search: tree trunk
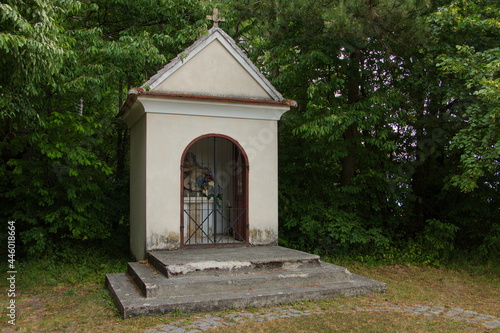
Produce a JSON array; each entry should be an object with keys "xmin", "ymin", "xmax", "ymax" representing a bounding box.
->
[
  {"xmin": 341, "ymin": 124, "xmax": 357, "ymax": 186},
  {"xmin": 116, "ymin": 83, "xmax": 127, "ymax": 180},
  {"xmin": 341, "ymin": 51, "xmax": 362, "ymax": 186}
]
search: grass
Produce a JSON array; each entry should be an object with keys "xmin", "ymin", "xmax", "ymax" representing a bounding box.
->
[
  {"xmin": 346, "ymin": 262, "xmax": 500, "ymax": 316},
  {"xmin": 0, "ymin": 248, "xmax": 498, "ymax": 332},
  {"xmin": 209, "ymin": 312, "xmax": 485, "ymax": 333}
]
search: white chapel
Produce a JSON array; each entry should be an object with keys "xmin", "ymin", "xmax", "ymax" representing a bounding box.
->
[{"xmin": 118, "ymin": 21, "xmax": 295, "ymax": 260}]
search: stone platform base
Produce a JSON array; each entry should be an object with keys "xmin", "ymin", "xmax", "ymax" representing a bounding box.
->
[{"xmin": 106, "ymin": 246, "xmax": 386, "ymax": 318}]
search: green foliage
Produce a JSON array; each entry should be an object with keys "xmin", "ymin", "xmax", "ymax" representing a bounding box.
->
[
  {"xmin": 4, "ymin": 111, "xmax": 116, "ymax": 255},
  {"xmin": 246, "ymin": 0, "xmax": 500, "ymax": 263},
  {"xmin": 6, "ymin": 238, "xmax": 130, "ymax": 290},
  {"xmin": 0, "ymin": 0, "xmax": 498, "ymax": 264},
  {"xmin": 412, "ymin": 219, "xmax": 460, "ymax": 266},
  {"xmin": 428, "ymin": 0, "xmax": 500, "ymax": 192},
  {"xmin": 0, "ymin": 0, "xmax": 76, "ymax": 96},
  {"xmin": 0, "ymin": 0, "xmax": 208, "ymax": 257}
]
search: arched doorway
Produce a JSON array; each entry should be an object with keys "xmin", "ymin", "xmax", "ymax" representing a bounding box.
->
[{"xmin": 181, "ymin": 135, "xmax": 248, "ymax": 246}]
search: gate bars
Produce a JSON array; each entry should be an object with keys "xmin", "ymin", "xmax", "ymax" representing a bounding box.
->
[{"xmin": 181, "ymin": 136, "xmax": 248, "ymax": 245}]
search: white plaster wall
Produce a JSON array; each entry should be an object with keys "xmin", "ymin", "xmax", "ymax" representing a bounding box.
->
[
  {"xmin": 129, "ymin": 115, "xmax": 147, "ymax": 260},
  {"xmin": 153, "ymin": 40, "xmax": 272, "ymax": 100},
  {"xmin": 143, "ymin": 111, "xmax": 280, "ymax": 253}
]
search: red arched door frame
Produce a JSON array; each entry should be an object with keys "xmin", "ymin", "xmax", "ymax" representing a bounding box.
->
[{"xmin": 180, "ymin": 134, "xmax": 249, "ymax": 247}]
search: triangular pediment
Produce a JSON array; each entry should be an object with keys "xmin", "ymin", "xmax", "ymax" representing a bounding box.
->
[{"xmin": 143, "ymin": 27, "xmax": 283, "ymax": 102}]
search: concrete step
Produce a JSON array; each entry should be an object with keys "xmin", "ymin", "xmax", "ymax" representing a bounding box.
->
[
  {"xmin": 128, "ymin": 261, "xmax": 354, "ymax": 298},
  {"xmin": 106, "ymin": 246, "xmax": 387, "ymax": 318},
  {"xmin": 106, "ymin": 272, "xmax": 386, "ymax": 318},
  {"xmin": 148, "ymin": 246, "xmax": 321, "ymax": 278}
]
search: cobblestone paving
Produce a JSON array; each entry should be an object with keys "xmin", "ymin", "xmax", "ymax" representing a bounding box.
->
[{"xmin": 145, "ymin": 303, "xmax": 499, "ymax": 332}]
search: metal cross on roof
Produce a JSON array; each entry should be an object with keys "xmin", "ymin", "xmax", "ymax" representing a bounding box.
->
[{"xmin": 207, "ymin": 8, "xmax": 225, "ymax": 28}]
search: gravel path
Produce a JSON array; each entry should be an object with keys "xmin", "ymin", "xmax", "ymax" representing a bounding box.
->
[{"xmin": 144, "ymin": 303, "xmax": 499, "ymax": 332}]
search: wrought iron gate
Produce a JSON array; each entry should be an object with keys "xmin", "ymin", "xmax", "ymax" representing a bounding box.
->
[{"xmin": 181, "ymin": 135, "xmax": 248, "ymax": 245}]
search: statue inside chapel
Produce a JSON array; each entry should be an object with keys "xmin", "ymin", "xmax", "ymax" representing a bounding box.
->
[
  {"xmin": 183, "ymin": 152, "xmax": 222, "ymax": 200},
  {"xmin": 183, "ymin": 153, "xmax": 211, "ymax": 196}
]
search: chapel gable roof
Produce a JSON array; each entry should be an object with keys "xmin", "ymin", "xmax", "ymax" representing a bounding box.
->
[{"xmin": 141, "ymin": 27, "xmax": 284, "ymax": 102}]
